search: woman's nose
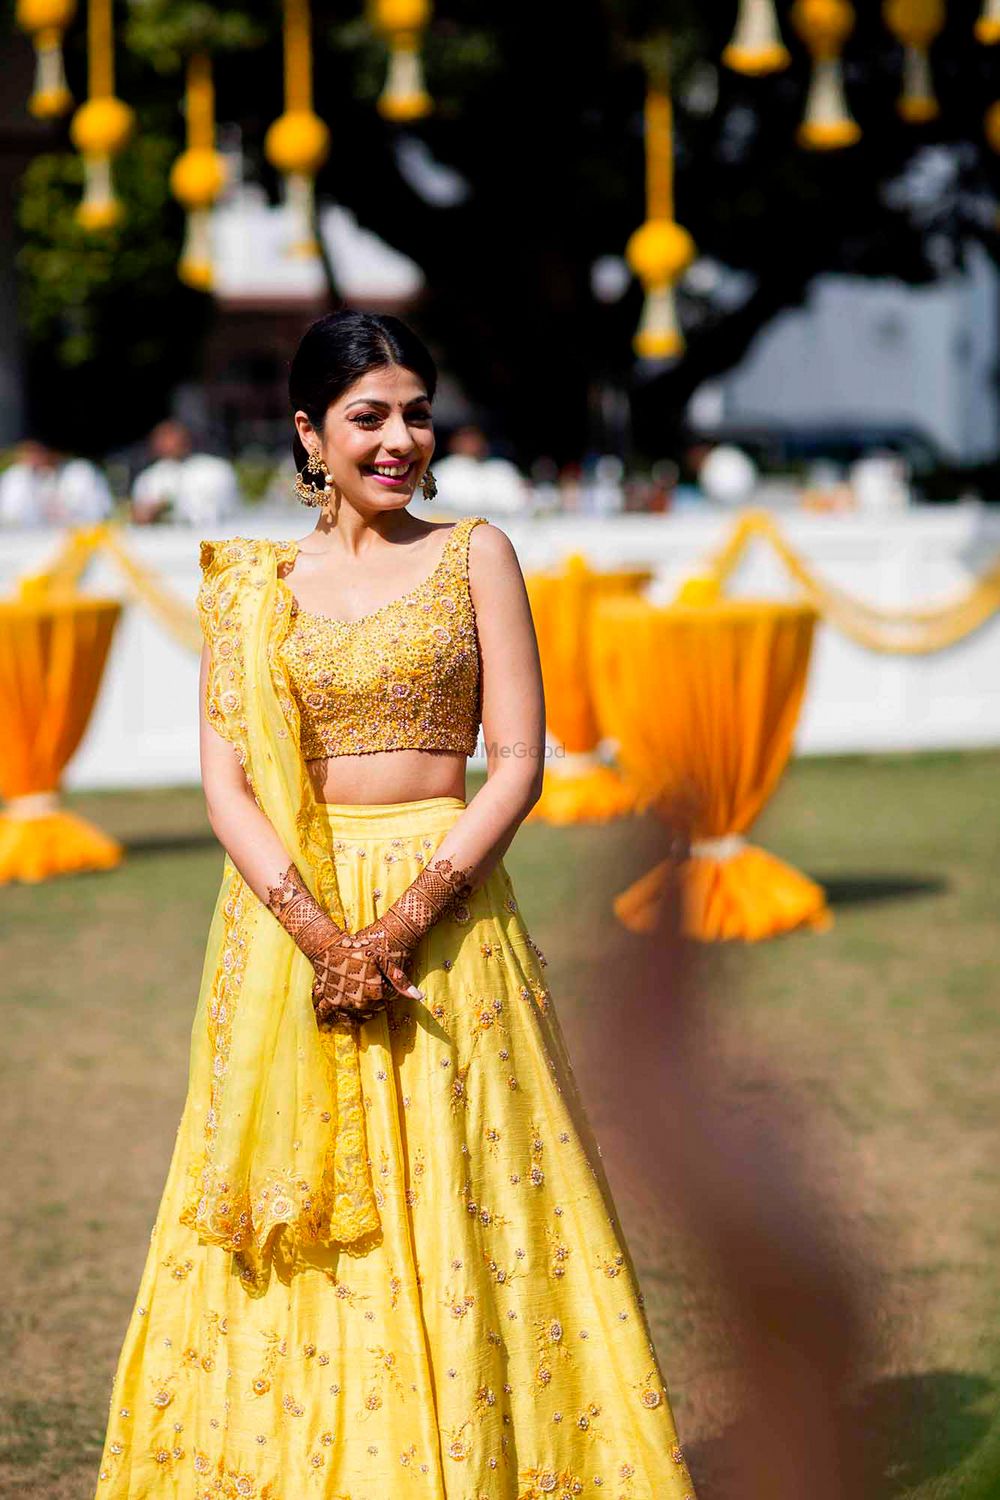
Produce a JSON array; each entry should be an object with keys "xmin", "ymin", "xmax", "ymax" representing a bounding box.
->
[{"xmin": 382, "ymin": 412, "xmax": 417, "ymax": 454}]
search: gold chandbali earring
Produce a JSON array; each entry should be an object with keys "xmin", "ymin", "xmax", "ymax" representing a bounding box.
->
[
  {"xmin": 421, "ymin": 468, "xmax": 438, "ymax": 501},
  {"xmin": 294, "ymin": 446, "xmax": 334, "ymax": 506}
]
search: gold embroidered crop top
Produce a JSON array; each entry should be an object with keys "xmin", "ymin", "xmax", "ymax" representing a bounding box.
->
[{"xmin": 278, "ymin": 515, "xmax": 488, "ymax": 759}]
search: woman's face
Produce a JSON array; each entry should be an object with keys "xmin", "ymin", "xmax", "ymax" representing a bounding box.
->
[{"xmin": 294, "ymin": 363, "xmax": 435, "ymax": 512}]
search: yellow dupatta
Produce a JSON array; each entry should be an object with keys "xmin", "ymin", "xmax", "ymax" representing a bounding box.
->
[{"xmin": 181, "ymin": 537, "xmax": 380, "ymax": 1293}]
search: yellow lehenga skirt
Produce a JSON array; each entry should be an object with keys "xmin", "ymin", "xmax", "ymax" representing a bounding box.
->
[{"xmin": 95, "ymin": 796, "xmax": 696, "ymax": 1500}]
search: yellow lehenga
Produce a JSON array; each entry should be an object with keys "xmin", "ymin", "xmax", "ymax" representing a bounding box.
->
[{"xmin": 93, "ymin": 525, "xmax": 697, "ymax": 1500}]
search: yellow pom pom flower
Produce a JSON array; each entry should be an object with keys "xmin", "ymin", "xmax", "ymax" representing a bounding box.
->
[
  {"xmin": 16, "ymin": 0, "xmax": 75, "ymax": 31},
  {"xmin": 625, "ymin": 219, "xmax": 696, "ymax": 289},
  {"xmin": 977, "ymin": 0, "xmax": 1000, "ymax": 44},
  {"xmin": 70, "ymin": 95, "xmax": 134, "ymax": 157},
  {"xmin": 791, "ymin": 0, "xmax": 856, "ymax": 59},
  {"xmin": 170, "ymin": 148, "xmax": 226, "ymax": 211},
  {"xmin": 264, "ymin": 109, "xmax": 330, "ymax": 176},
  {"xmin": 375, "ymin": 0, "xmax": 430, "ymax": 30}
]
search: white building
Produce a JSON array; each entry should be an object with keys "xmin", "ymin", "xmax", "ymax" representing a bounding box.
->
[{"xmin": 700, "ymin": 243, "xmax": 1000, "ymax": 464}]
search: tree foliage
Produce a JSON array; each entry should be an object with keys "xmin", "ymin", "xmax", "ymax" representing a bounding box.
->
[{"xmin": 16, "ymin": 134, "xmax": 211, "ymax": 455}]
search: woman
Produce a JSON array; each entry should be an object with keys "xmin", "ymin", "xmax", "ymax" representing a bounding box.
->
[{"xmin": 94, "ymin": 310, "xmax": 697, "ymax": 1499}]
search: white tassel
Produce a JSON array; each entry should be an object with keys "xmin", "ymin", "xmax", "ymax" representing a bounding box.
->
[
  {"xmin": 723, "ymin": 0, "xmax": 790, "ymax": 74},
  {"xmin": 378, "ymin": 38, "xmax": 431, "ymax": 121},
  {"xmin": 799, "ymin": 57, "xmax": 861, "ymax": 149},
  {"xmin": 77, "ymin": 155, "xmax": 121, "ymax": 229},
  {"xmin": 29, "ymin": 30, "xmax": 72, "ymax": 118},
  {"xmin": 898, "ymin": 45, "xmax": 938, "ymax": 122},
  {"xmin": 634, "ymin": 285, "xmax": 684, "ymax": 362},
  {"xmin": 284, "ymin": 171, "xmax": 319, "ymax": 258},
  {"xmin": 178, "ymin": 208, "xmax": 214, "ymax": 290}
]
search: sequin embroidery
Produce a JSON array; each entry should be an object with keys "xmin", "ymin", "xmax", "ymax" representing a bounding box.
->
[{"xmin": 278, "ymin": 515, "xmax": 487, "ymax": 759}]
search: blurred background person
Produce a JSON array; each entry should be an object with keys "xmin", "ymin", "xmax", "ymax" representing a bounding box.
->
[
  {"xmin": 430, "ymin": 422, "xmax": 529, "ymax": 514},
  {"xmin": 0, "ymin": 439, "xmax": 113, "ymax": 527},
  {"xmin": 131, "ymin": 419, "xmax": 241, "ymax": 526}
]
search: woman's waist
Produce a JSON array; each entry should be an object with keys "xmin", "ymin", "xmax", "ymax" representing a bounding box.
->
[
  {"xmin": 312, "ymin": 792, "xmax": 468, "ymax": 839},
  {"xmin": 306, "ymin": 747, "xmax": 467, "ymax": 814}
]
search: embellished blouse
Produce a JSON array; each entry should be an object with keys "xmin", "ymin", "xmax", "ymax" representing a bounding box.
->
[{"xmin": 277, "ymin": 515, "xmax": 488, "ymax": 760}]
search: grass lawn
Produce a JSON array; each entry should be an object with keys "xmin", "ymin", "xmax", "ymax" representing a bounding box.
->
[{"xmin": 1, "ymin": 752, "xmax": 998, "ymax": 1498}]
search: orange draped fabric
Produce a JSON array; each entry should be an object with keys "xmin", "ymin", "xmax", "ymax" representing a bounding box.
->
[
  {"xmin": 0, "ymin": 598, "xmax": 124, "ymax": 883},
  {"xmin": 525, "ymin": 556, "xmax": 653, "ymax": 825},
  {"xmin": 588, "ymin": 597, "xmax": 831, "ymax": 941}
]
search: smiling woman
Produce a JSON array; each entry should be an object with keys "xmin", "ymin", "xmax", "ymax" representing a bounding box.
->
[
  {"xmin": 289, "ymin": 311, "xmax": 436, "ymax": 486},
  {"xmin": 91, "ymin": 309, "xmax": 699, "ymax": 1499},
  {"xmin": 280, "ymin": 318, "xmax": 494, "ymax": 809}
]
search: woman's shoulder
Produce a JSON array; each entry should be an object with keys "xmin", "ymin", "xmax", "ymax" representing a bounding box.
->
[
  {"xmin": 464, "ymin": 515, "xmax": 516, "ymax": 563},
  {"xmin": 198, "ymin": 535, "xmax": 291, "ymax": 578}
]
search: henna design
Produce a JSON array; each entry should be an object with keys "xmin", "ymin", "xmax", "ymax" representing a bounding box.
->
[
  {"xmin": 347, "ymin": 855, "xmax": 475, "ymax": 1002},
  {"xmin": 266, "ymin": 864, "xmax": 386, "ymax": 1025}
]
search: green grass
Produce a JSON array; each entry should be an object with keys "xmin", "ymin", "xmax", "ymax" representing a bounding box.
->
[{"xmin": 1, "ymin": 754, "xmax": 998, "ymax": 1497}]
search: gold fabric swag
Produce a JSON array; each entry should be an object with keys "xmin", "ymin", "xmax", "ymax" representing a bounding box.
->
[{"xmin": 185, "ymin": 537, "xmax": 379, "ymax": 1292}]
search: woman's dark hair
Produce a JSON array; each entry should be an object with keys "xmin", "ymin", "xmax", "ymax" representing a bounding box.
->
[{"xmin": 288, "ymin": 309, "xmax": 438, "ymax": 470}]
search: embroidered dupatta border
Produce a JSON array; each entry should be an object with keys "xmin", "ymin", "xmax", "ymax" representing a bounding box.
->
[{"xmin": 182, "ymin": 538, "xmax": 380, "ymax": 1289}]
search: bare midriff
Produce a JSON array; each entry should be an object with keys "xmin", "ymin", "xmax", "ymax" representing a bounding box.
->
[{"xmin": 305, "ymin": 748, "xmax": 468, "ymax": 806}]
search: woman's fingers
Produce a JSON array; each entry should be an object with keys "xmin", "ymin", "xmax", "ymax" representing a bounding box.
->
[
  {"xmin": 315, "ymin": 995, "xmax": 379, "ymax": 1026},
  {"xmin": 309, "ymin": 945, "xmax": 423, "ymax": 1025},
  {"xmin": 378, "ymin": 959, "xmax": 424, "ymax": 1002}
]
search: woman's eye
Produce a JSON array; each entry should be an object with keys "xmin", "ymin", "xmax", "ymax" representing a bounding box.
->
[{"xmin": 352, "ymin": 413, "xmax": 382, "ymax": 428}]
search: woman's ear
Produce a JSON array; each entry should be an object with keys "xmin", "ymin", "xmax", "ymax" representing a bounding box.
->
[{"xmin": 293, "ymin": 409, "xmax": 316, "ymax": 450}]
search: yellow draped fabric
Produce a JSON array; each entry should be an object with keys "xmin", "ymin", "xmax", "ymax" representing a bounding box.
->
[
  {"xmin": 589, "ymin": 597, "xmax": 831, "ymax": 942},
  {"xmin": 17, "ymin": 522, "xmax": 204, "ymax": 651},
  {"xmin": 525, "ymin": 555, "xmax": 652, "ymax": 826},
  {"xmin": 187, "ymin": 537, "xmax": 379, "ymax": 1286},
  {"xmin": 706, "ymin": 508, "xmax": 1000, "ymax": 652},
  {"xmin": 0, "ymin": 597, "xmax": 123, "ymax": 884}
]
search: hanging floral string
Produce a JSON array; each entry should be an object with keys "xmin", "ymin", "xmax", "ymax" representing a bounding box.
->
[
  {"xmin": 69, "ymin": 0, "xmax": 135, "ymax": 229},
  {"xmin": 884, "ymin": 0, "xmax": 944, "ymax": 123},
  {"xmin": 265, "ymin": 0, "xmax": 330, "ymax": 257},
  {"xmin": 791, "ymin": 0, "xmax": 861, "ymax": 150},
  {"xmin": 723, "ymin": 0, "xmax": 791, "ymax": 75},
  {"xmin": 374, "ymin": 0, "xmax": 433, "ymax": 122},
  {"xmin": 169, "ymin": 52, "xmax": 226, "ymax": 291},
  {"xmin": 624, "ymin": 49, "xmax": 696, "ymax": 362},
  {"xmin": 16, "ymin": 0, "xmax": 76, "ymax": 119}
]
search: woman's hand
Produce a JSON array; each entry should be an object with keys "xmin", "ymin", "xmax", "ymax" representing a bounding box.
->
[
  {"xmin": 339, "ymin": 918, "xmax": 425, "ymax": 1004},
  {"xmin": 351, "ymin": 856, "xmax": 474, "ymax": 1002},
  {"xmin": 308, "ymin": 927, "xmax": 388, "ymax": 1026},
  {"xmin": 265, "ymin": 864, "xmax": 386, "ymax": 1026}
]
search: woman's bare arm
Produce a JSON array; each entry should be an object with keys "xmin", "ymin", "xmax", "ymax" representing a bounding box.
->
[{"xmin": 409, "ymin": 521, "xmax": 546, "ymax": 891}]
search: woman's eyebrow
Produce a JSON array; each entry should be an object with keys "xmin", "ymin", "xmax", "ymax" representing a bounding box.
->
[{"xmin": 344, "ymin": 393, "xmax": 431, "ymax": 410}]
